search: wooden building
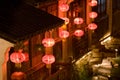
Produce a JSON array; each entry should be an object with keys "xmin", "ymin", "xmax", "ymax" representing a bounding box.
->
[{"xmin": 0, "ymin": 0, "xmax": 120, "ymax": 80}]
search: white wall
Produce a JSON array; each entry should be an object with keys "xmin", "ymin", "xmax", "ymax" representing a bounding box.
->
[{"xmin": 0, "ymin": 38, "xmax": 14, "ymax": 80}]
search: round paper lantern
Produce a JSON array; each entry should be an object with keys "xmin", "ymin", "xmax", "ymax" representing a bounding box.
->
[
  {"xmin": 11, "ymin": 72, "xmax": 26, "ymax": 80},
  {"xmin": 74, "ymin": 18, "xmax": 84, "ymax": 25},
  {"xmin": 42, "ymin": 54, "xmax": 55, "ymax": 64},
  {"xmin": 10, "ymin": 52, "xmax": 25, "ymax": 63},
  {"xmin": 42, "ymin": 38, "xmax": 55, "ymax": 47},
  {"xmin": 88, "ymin": 23, "xmax": 97, "ymax": 30},
  {"xmin": 59, "ymin": 3, "xmax": 69, "ymax": 12},
  {"xmin": 89, "ymin": 12, "xmax": 98, "ymax": 19},
  {"xmin": 74, "ymin": 30, "xmax": 84, "ymax": 37},
  {"xmin": 89, "ymin": 0, "xmax": 97, "ymax": 7},
  {"xmin": 61, "ymin": 17, "xmax": 69, "ymax": 24},
  {"xmin": 59, "ymin": 30, "xmax": 69, "ymax": 38}
]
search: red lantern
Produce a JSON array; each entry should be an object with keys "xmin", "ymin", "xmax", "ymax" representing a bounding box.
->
[
  {"xmin": 61, "ymin": 17, "xmax": 69, "ymax": 24},
  {"xmin": 74, "ymin": 18, "xmax": 84, "ymax": 25},
  {"xmin": 74, "ymin": 30, "xmax": 84, "ymax": 37},
  {"xmin": 59, "ymin": 3, "xmax": 69, "ymax": 12},
  {"xmin": 88, "ymin": 23, "xmax": 97, "ymax": 30},
  {"xmin": 89, "ymin": 12, "xmax": 98, "ymax": 19},
  {"xmin": 42, "ymin": 54, "xmax": 55, "ymax": 64},
  {"xmin": 59, "ymin": 30, "xmax": 69, "ymax": 38},
  {"xmin": 11, "ymin": 72, "xmax": 26, "ymax": 80},
  {"xmin": 10, "ymin": 52, "xmax": 25, "ymax": 64},
  {"xmin": 42, "ymin": 38, "xmax": 55, "ymax": 47},
  {"xmin": 89, "ymin": 0, "xmax": 97, "ymax": 7}
]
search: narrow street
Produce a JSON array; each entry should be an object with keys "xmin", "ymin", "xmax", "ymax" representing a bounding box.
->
[{"xmin": 74, "ymin": 48, "xmax": 120, "ymax": 80}]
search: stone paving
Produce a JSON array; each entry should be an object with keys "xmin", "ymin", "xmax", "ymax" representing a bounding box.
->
[{"xmin": 74, "ymin": 49, "xmax": 120, "ymax": 80}]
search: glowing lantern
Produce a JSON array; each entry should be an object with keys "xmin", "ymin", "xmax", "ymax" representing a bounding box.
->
[
  {"xmin": 59, "ymin": 30, "xmax": 69, "ymax": 38},
  {"xmin": 10, "ymin": 52, "xmax": 25, "ymax": 64},
  {"xmin": 74, "ymin": 18, "xmax": 84, "ymax": 25},
  {"xmin": 42, "ymin": 54, "xmax": 55, "ymax": 64},
  {"xmin": 59, "ymin": 3, "xmax": 69, "ymax": 12},
  {"xmin": 61, "ymin": 17, "xmax": 69, "ymax": 24},
  {"xmin": 88, "ymin": 23, "xmax": 97, "ymax": 30},
  {"xmin": 89, "ymin": 12, "xmax": 98, "ymax": 19},
  {"xmin": 74, "ymin": 30, "xmax": 84, "ymax": 37},
  {"xmin": 42, "ymin": 38, "xmax": 55, "ymax": 47},
  {"xmin": 11, "ymin": 72, "xmax": 26, "ymax": 80},
  {"xmin": 89, "ymin": 0, "xmax": 97, "ymax": 7}
]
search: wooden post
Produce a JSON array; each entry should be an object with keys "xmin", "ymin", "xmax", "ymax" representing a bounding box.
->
[
  {"xmin": 107, "ymin": 0, "xmax": 112, "ymax": 33},
  {"xmin": 86, "ymin": 0, "xmax": 92, "ymax": 50}
]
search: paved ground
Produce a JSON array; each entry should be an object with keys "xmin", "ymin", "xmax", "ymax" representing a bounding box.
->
[{"xmin": 74, "ymin": 50, "xmax": 120, "ymax": 80}]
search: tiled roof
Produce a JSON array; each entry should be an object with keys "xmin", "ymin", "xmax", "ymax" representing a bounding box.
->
[{"xmin": 0, "ymin": 0, "xmax": 64, "ymax": 43}]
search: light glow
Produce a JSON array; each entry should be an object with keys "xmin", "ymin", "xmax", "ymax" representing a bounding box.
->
[
  {"xmin": 74, "ymin": 30, "xmax": 84, "ymax": 37},
  {"xmin": 59, "ymin": 3, "xmax": 69, "ymax": 12},
  {"xmin": 89, "ymin": 0, "xmax": 97, "ymax": 7},
  {"xmin": 88, "ymin": 23, "xmax": 97, "ymax": 30},
  {"xmin": 89, "ymin": 12, "xmax": 98, "ymax": 19},
  {"xmin": 42, "ymin": 38, "xmax": 55, "ymax": 47},
  {"xmin": 10, "ymin": 52, "xmax": 25, "ymax": 63},
  {"xmin": 42, "ymin": 54, "xmax": 55, "ymax": 64},
  {"xmin": 74, "ymin": 17, "xmax": 84, "ymax": 24},
  {"xmin": 59, "ymin": 30, "xmax": 69, "ymax": 38}
]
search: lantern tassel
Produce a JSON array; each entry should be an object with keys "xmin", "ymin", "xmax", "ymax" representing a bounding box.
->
[{"xmin": 15, "ymin": 63, "xmax": 22, "ymax": 68}]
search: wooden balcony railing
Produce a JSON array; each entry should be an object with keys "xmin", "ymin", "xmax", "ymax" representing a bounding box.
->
[
  {"xmin": 25, "ymin": 63, "xmax": 48, "ymax": 80},
  {"xmin": 46, "ymin": 67, "xmax": 69, "ymax": 80},
  {"xmin": 46, "ymin": 63, "xmax": 80, "ymax": 80},
  {"xmin": 25, "ymin": 62, "xmax": 80, "ymax": 80}
]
